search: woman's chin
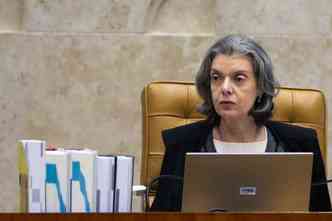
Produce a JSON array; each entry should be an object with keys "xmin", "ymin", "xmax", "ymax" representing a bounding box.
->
[
  {"xmin": 220, "ymin": 114, "xmax": 239, "ymax": 120},
  {"xmin": 218, "ymin": 112, "xmax": 246, "ymax": 121}
]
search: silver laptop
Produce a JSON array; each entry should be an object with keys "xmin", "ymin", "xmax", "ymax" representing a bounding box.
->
[{"xmin": 182, "ymin": 152, "xmax": 313, "ymax": 212}]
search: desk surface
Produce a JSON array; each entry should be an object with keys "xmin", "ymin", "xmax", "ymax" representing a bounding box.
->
[{"xmin": 1, "ymin": 213, "xmax": 332, "ymax": 221}]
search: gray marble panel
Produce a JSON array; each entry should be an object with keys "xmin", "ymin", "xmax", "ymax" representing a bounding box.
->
[
  {"xmin": 0, "ymin": 0, "xmax": 22, "ymax": 30},
  {"xmin": 23, "ymin": 0, "xmax": 147, "ymax": 32},
  {"xmin": 251, "ymin": 37, "xmax": 332, "ymax": 88},
  {"xmin": 23, "ymin": 0, "xmax": 216, "ymax": 34},
  {"xmin": 217, "ymin": 0, "xmax": 332, "ymax": 35},
  {"xmin": 145, "ymin": 0, "xmax": 216, "ymax": 34}
]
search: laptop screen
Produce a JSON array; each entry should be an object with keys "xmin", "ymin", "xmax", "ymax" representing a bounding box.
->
[{"xmin": 182, "ymin": 153, "xmax": 313, "ymax": 212}]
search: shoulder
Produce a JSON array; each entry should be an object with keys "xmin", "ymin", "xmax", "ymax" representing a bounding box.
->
[
  {"xmin": 266, "ymin": 121, "xmax": 317, "ymax": 142},
  {"xmin": 162, "ymin": 120, "xmax": 212, "ymax": 147},
  {"xmin": 266, "ymin": 121, "xmax": 321, "ymax": 153}
]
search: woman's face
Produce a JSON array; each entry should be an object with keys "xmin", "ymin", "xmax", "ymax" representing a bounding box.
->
[{"xmin": 210, "ymin": 54, "xmax": 259, "ymax": 121}]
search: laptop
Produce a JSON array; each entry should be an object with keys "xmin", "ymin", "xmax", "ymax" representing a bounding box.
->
[{"xmin": 182, "ymin": 152, "xmax": 313, "ymax": 212}]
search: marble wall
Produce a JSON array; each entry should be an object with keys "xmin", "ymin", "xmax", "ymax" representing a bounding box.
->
[
  {"xmin": 0, "ymin": 0, "xmax": 332, "ymax": 211},
  {"xmin": 0, "ymin": 0, "xmax": 22, "ymax": 30}
]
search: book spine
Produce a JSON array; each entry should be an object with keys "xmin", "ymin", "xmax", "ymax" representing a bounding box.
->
[
  {"xmin": 96, "ymin": 156, "xmax": 116, "ymax": 212},
  {"xmin": 45, "ymin": 151, "xmax": 69, "ymax": 213},
  {"xmin": 114, "ymin": 156, "xmax": 134, "ymax": 212},
  {"xmin": 18, "ymin": 140, "xmax": 46, "ymax": 213},
  {"xmin": 69, "ymin": 151, "xmax": 96, "ymax": 212},
  {"xmin": 17, "ymin": 141, "xmax": 29, "ymax": 212}
]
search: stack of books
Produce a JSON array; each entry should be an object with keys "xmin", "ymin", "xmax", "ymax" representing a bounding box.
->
[{"xmin": 18, "ymin": 140, "xmax": 134, "ymax": 213}]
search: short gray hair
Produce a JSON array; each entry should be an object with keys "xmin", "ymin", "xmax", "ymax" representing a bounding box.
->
[{"xmin": 196, "ymin": 34, "xmax": 279, "ymax": 126}]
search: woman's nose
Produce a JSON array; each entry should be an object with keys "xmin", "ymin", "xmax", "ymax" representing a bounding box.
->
[{"xmin": 221, "ymin": 78, "xmax": 233, "ymax": 96}]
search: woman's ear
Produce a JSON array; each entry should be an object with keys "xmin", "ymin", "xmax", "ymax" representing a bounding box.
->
[
  {"xmin": 257, "ymin": 89, "xmax": 264, "ymax": 98},
  {"xmin": 256, "ymin": 95, "xmax": 262, "ymax": 104},
  {"xmin": 255, "ymin": 91, "xmax": 264, "ymax": 105}
]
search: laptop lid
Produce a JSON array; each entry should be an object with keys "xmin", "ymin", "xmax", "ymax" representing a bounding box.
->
[{"xmin": 182, "ymin": 153, "xmax": 313, "ymax": 212}]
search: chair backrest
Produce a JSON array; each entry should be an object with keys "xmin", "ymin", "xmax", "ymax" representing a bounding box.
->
[{"xmin": 141, "ymin": 81, "xmax": 327, "ymax": 186}]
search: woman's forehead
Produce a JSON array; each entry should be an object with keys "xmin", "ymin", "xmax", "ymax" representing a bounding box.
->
[{"xmin": 211, "ymin": 54, "xmax": 254, "ymax": 72}]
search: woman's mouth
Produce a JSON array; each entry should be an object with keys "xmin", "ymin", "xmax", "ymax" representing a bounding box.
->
[{"xmin": 220, "ymin": 101, "xmax": 235, "ymax": 104}]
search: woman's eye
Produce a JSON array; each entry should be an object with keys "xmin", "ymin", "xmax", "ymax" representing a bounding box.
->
[
  {"xmin": 236, "ymin": 77, "xmax": 243, "ymax": 82},
  {"xmin": 235, "ymin": 75, "xmax": 246, "ymax": 82},
  {"xmin": 210, "ymin": 73, "xmax": 220, "ymax": 81}
]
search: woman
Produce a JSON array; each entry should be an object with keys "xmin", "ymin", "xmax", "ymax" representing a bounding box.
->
[{"xmin": 150, "ymin": 34, "xmax": 331, "ymax": 211}]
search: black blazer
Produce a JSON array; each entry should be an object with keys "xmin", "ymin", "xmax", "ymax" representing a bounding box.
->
[{"xmin": 150, "ymin": 120, "xmax": 331, "ymax": 211}]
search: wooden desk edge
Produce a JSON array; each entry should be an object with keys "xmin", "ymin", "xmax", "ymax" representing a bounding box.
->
[{"xmin": 1, "ymin": 212, "xmax": 332, "ymax": 221}]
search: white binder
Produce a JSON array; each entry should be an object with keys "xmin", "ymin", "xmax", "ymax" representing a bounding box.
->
[
  {"xmin": 96, "ymin": 155, "xmax": 116, "ymax": 212},
  {"xmin": 114, "ymin": 155, "xmax": 134, "ymax": 212},
  {"xmin": 68, "ymin": 149, "xmax": 97, "ymax": 212},
  {"xmin": 18, "ymin": 139, "xmax": 46, "ymax": 213},
  {"xmin": 45, "ymin": 150, "xmax": 70, "ymax": 213}
]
